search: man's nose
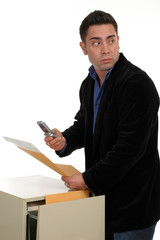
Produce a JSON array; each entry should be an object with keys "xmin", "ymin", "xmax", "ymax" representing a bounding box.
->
[{"xmin": 101, "ymin": 42, "xmax": 109, "ymax": 54}]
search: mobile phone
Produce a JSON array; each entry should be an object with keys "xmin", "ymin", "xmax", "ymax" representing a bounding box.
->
[{"xmin": 37, "ymin": 121, "xmax": 57, "ymax": 138}]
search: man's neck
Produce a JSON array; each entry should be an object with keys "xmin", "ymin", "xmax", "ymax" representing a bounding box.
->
[{"xmin": 97, "ymin": 71, "xmax": 109, "ymax": 87}]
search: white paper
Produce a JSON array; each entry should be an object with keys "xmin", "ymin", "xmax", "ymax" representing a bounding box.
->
[{"xmin": 3, "ymin": 136, "xmax": 40, "ymax": 153}]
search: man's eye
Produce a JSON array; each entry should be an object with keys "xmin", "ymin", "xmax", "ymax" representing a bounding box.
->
[
  {"xmin": 108, "ymin": 39, "xmax": 114, "ymax": 44},
  {"xmin": 93, "ymin": 42, "xmax": 100, "ymax": 46}
]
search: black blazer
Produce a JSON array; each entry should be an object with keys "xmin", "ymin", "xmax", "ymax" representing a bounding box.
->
[{"xmin": 58, "ymin": 53, "xmax": 160, "ymax": 232}]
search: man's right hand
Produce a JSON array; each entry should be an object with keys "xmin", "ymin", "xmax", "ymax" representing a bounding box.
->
[{"xmin": 44, "ymin": 128, "xmax": 66, "ymax": 151}]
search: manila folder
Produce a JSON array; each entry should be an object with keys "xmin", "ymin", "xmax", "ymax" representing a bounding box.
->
[{"xmin": 3, "ymin": 137, "xmax": 80, "ymax": 177}]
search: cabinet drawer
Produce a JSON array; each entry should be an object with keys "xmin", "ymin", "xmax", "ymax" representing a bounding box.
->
[{"xmin": 37, "ymin": 196, "xmax": 105, "ymax": 240}]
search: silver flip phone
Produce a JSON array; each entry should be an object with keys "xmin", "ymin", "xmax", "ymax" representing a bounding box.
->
[{"xmin": 37, "ymin": 121, "xmax": 57, "ymax": 138}]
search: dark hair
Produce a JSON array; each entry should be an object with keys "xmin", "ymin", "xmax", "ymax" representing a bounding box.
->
[{"xmin": 79, "ymin": 10, "xmax": 118, "ymax": 42}]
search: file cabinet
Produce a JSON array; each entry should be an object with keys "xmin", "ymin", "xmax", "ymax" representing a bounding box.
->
[{"xmin": 0, "ymin": 175, "xmax": 105, "ymax": 240}]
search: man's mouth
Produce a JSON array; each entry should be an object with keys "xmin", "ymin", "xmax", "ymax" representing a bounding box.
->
[{"xmin": 100, "ymin": 58, "xmax": 112, "ymax": 63}]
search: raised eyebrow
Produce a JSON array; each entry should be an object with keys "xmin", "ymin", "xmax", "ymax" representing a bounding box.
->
[
  {"xmin": 89, "ymin": 37, "xmax": 101, "ymax": 41},
  {"xmin": 89, "ymin": 35, "xmax": 117, "ymax": 41},
  {"xmin": 106, "ymin": 35, "xmax": 117, "ymax": 39}
]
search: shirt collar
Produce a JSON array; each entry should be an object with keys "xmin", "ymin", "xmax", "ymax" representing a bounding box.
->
[{"xmin": 89, "ymin": 65, "xmax": 114, "ymax": 83}]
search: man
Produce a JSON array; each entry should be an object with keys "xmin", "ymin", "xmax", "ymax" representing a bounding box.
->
[{"xmin": 45, "ymin": 11, "xmax": 160, "ymax": 240}]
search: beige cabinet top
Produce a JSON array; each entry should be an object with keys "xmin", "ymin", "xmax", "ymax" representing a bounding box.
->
[{"xmin": 0, "ymin": 175, "xmax": 68, "ymax": 202}]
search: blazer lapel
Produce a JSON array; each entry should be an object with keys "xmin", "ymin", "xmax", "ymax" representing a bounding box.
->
[
  {"xmin": 84, "ymin": 76, "xmax": 94, "ymax": 141},
  {"xmin": 92, "ymin": 79, "xmax": 114, "ymax": 154}
]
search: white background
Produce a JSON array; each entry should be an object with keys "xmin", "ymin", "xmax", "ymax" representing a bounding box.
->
[{"xmin": 0, "ymin": 0, "xmax": 160, "ymax": 238}]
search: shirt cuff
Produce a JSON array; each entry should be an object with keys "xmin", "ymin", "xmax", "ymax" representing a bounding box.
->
[{"xmin": 59, "ymin": 141, "xmax": 67, "ymax": 154}]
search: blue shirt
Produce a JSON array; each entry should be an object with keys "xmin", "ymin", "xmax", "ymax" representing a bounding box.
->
[
  {"xmin": 89, "ymin": 65, "xmax": 113, "ymax": 133},
  {"xmin": 61, "ymin": 65, "xmax": 113, "ymax": 153}
]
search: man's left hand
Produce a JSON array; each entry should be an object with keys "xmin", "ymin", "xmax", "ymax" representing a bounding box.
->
[{"xmin": 62, "ymin": 173, "xmax": 88, "ymax": 190}]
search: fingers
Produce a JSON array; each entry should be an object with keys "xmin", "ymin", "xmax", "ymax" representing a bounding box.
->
[
  {"xmin": 61, "ymin": 176, "xmax": 70, "ymax": 188},
  {"xmin": 62, "ymin": 176, "xmax": 72, "ymax": 189},
  {"xmin": 44, "ymin": 128, "xmax": 66, "ymax": 151},
  {"xmin": 52, "ymin": 128, "xmax": 63, "ymax": 138},
  {"xmin": 61, "ymin": 174, "xmax": 88, "ymax": 190},
  {"xmin": 45, "ymin": 136, "xmax": 66, "ymax": 151},
  {"xmin": 61, "ymin": 176, "xmax": 68, "ymax": 182}
]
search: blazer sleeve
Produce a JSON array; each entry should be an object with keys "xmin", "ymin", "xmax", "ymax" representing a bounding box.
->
[
  {"xmin": 56, "ymin": 82, "xmax": 86, "ymax": 157},
  {"xmin": 83, "ymin": 73, "xmax": 160, "ymax": 194}
]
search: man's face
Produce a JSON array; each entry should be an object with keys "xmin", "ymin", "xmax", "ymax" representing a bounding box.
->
[{"xmin": 80, "ymin": 24, "xmax": 119, "ymax": 76}]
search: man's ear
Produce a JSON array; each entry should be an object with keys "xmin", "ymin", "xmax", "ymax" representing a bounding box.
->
[{"xmin": 79, "ymin": 41, "xmax": 87, "ymax": 55}]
